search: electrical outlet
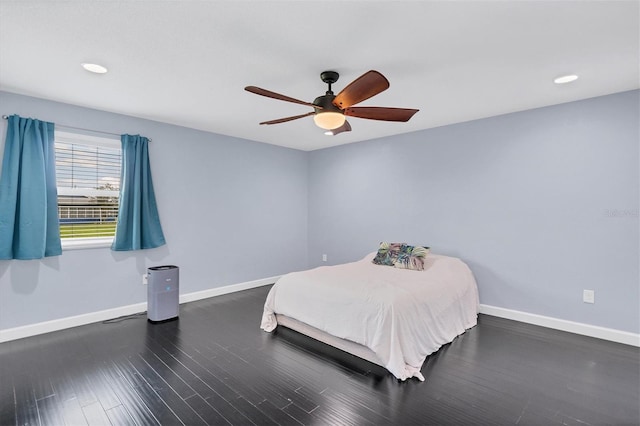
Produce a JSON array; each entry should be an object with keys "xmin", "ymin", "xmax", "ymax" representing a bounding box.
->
[
  {"xmin": 322, "ymin": 254, "xmax": 327, "ymax": 262},
  {"xmin": 142, "ymin": 274, "xmax": 148, "ymax": 285},
  {"xmin": 583, "ymin": 289, "xmax": 595, "ymax": 304}
]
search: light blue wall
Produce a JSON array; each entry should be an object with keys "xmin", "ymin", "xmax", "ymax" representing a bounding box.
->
[
  {"xmin": 308, "ymin": 90, "xmax": 639, "ymax": 334},
  {"xmin": 0, "ymin": 91, "xmax": 309, "ymax": 330},
  {"xmin": 1, "ymin": 90, "xmax": 638, "ymax": 335}
]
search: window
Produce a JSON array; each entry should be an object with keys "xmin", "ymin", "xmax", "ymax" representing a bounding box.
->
[{"xmin": 55, "ymin": 131, "xmax": 121, "ymax": 248}]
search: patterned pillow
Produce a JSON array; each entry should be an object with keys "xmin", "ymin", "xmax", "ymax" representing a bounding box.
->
[
  {"xmin": 394, "ymin": 245, "xmax": 430, "ymax": 271},
  {"xmin": 372, "ymin": 242, "xmax": 405, "ymax": 266}
]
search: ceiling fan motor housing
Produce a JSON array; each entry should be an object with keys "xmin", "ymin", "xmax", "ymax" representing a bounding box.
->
[{"xmin": 313, "ymin": 94, "xmax": 341, "ymax": 114}]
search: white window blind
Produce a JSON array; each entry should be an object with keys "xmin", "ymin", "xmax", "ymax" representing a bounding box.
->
[{"xmin": 55, "ymin": 131, "xmax": 121, "ymax": 240}]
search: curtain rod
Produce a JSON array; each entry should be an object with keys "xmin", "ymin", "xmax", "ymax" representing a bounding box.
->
[{"xmin": 1, "ymin": 115, "xmax": 151, "ymax": 141}]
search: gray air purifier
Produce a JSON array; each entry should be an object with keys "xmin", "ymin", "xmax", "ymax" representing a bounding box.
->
[{"xmin": 147, "ymin": 265, "xmax": 179, "ymax": 323}]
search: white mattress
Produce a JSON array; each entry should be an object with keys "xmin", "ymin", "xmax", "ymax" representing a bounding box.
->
[{"xmin": 261, "ymin": 252, "xmax": 479, "ymax": 381}]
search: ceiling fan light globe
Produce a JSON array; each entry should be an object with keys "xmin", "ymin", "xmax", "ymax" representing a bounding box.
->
[{"xmin": 314, "ymin": 112, "xmax": 346, "ymax": 130}]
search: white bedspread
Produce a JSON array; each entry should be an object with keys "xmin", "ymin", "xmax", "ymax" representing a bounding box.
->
[{"xmin": 261, "ymin": 252, "xmax": 479, "ymax": 381}]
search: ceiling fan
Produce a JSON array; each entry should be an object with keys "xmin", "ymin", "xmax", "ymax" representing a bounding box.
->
[{"xmin": 245, "ymin": 70, "xmax": 419, "ymax": 135}]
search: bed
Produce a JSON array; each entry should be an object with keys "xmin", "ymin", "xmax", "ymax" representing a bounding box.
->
[{"xmin": 260, "ymin": 249, "xmax": 479, "ymax": 381}]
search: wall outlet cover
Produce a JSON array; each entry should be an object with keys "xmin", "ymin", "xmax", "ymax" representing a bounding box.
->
[{"xmin": 583, "ymin": 289, "xmax": 595, "ymax": 304}]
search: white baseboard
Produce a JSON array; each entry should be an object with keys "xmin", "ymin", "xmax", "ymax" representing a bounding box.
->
[
  {"xmin": 0, "ymin": 276, "xmax": 279, "ymax": 343},
  {"xmin": 2, "ymin": 283, "xmax": 636, "ymax": 347},
  {"xmin": 480, "ymin": 304, "xmax": 640, "ymax": 347},
  {"xmin": 0, "ymin": 302, "xmax": 147, "ymax": 344},
  {"xmin": 179, "ymin": 275, "xmax": 279, "ymax": 304}
]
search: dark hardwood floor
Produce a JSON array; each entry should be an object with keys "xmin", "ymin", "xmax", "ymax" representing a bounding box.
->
[{"xmin": 1, "ymin": 285, "xmax": 638, "ymax": 425}]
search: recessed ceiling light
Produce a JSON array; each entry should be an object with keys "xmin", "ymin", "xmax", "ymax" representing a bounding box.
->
[
  {"xmin": 81, "ymin": 63, "xmax": 108, "ymax": 74},
  {"xmin": 554, "ymin": 74, "xmax": 578, "ymax": 84}
]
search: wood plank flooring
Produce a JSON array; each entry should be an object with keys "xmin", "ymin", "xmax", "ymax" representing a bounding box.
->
[{"xmin": 1, "ymin": 285, "xmax": 638, "ymax": 425}]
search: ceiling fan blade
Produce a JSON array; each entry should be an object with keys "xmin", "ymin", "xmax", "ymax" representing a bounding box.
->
[
  {"xmin": 328, "ymin": 120, "xmax": 352, "ymax": 135},
  {"xmin": 245, "ymin": 86, "xmax": 319, "ymax": 109},
  {"xmin": 344, "ymin": 107, "xmax": 419, "ymax": 122},
  {"xmin": 332, "ymin": 70, "xmax": 390, "ymax": 109},
  {"xmin": 259, "ymin": 111, "xmax": 315, "ymax": 125}
]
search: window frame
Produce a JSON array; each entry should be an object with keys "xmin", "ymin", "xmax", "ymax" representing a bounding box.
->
[{"xmin": 55, "ymin": 130, "xmax": 121, "ymax": 250}]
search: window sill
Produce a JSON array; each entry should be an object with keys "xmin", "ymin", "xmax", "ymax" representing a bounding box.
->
[{"xmin": 62, "ymin": 237, "xmax": 113, "ymax": 251}]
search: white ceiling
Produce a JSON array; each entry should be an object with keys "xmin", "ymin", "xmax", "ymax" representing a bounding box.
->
[{"xmin": 0, "ymin": 1, "xmax": 638, "ymax": 151}]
